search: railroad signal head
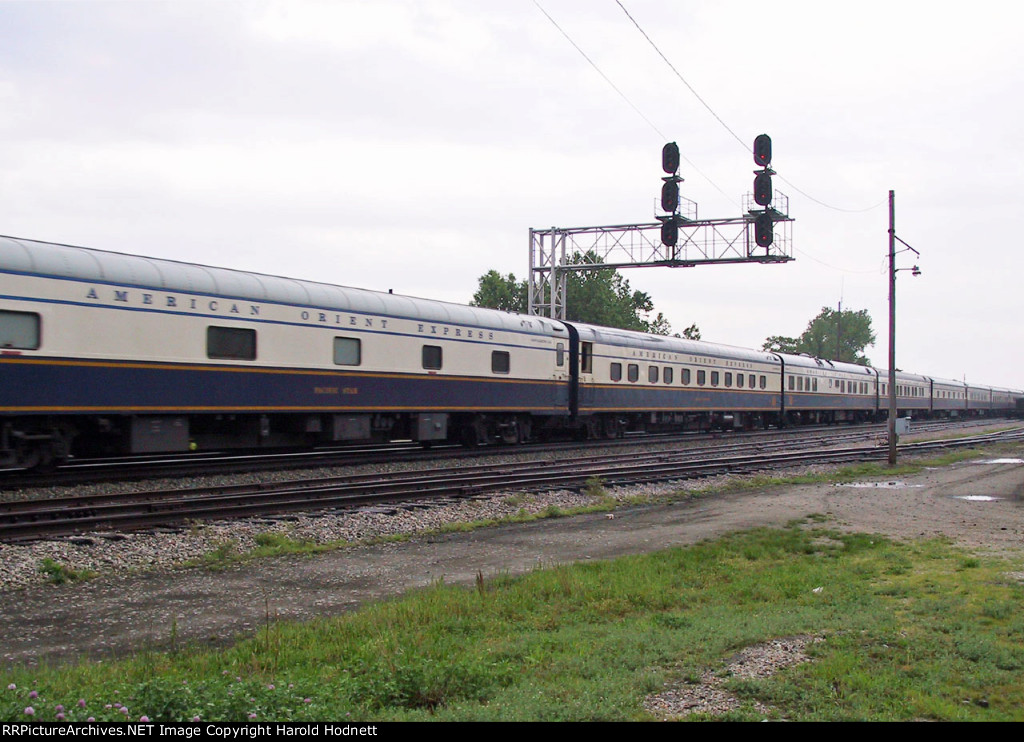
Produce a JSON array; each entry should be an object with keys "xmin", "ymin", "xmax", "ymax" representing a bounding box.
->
[
  {"xmin": 662, "ymin": 142, "xmax": 680, "ymax": 174},
  {"xmin": 754, "ymin": 212, "xmax": 774, "ymax": 248},
  {"xmin": 753, "ymin": 171, "xmax": 773, "ymax": 206},
  {"xmin": 661, "ymin": 218, "xmax": 678, "ymax": 247},
  {"xmin": 753, "ymin": 134, "xmax": 772, "ymax": 168},
  {"xmin": 661, "ymin": 179, "xmax": 680, "ymax": 212}
]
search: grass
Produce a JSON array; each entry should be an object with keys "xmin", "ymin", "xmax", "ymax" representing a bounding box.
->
[
  {"xmin": 37, "ymin": 558, "xmax": 97, "ymax": 585},
  {"xmin": 5, "ymin": 522, "xmax": 1024, "ymax": 722}
]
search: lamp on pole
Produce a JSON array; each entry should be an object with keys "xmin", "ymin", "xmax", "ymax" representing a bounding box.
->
[{"xmin": 887, "ymin": 190, "xmax": 921, "ymax": 465}]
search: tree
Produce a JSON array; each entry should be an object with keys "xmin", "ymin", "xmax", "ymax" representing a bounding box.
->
[
  {"xmin": 470, "ymin": 252, "xmax": 688, "ymax": 336},
  {"xmin": 679, "ymin": 323, "xmax": 702, "ymax": 341},
  {"xmin": 763, "ymin": 307, "xmax": 876, "ymax": 365},
  {"xmin": 762, "ymin": 335, "xmax": 800, "ymax": 354},
  {"xmin": 470, "ymin": 270, "xmax": 528, "ymax": 314}
]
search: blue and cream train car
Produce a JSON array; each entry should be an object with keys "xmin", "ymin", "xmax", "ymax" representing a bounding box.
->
[
  {"xmin": 929, "ymin": 376, "xmax": 969, "ymax": 417},
  {"xmin": 0, "ymin": 236, "xmax": 570, "ymax": 467},
  {"xmin": 777, "ymin": 354, "xmax": 878, "ymax": 423},
  {"xmin": 569, "ymin": 324, "xmax": 782, "ymax": 434}
]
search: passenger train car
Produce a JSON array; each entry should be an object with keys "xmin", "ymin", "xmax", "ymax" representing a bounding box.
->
[{"xmin": 0, "ymin": 235, "xmax": 1021, "ymax": 469}]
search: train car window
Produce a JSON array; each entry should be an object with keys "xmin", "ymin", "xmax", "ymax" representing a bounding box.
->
[
  {"xmin": 697, "ymin": 370, "xmax": 706, "ymax": 386},
  {"xmin": 649, "ymin": 366, "xmax": 659, "ymax": 383},
  {"xmin": 711, "ymin": 371, "xmax": 720, "ymax": 387},
  {"xmin": 760, "ymin": 375, "xmax": 767, "ymax": 389},
  {"xmin": 663, "ymin": 367, "xmax": 673, "ymax": 384},
  {"xmin": 491, "ymin": 350, "xmax": 510, "ymax": 374},
  {"xmin": 610, "ymin": 362, "xmax": 622, "ymax": 382},
  {"xmin": 813, "ymin": 378, "xmax": 818, "ymax": 392},
  {"xmin": 556, "ymin": 342, "xmax": 565, "ymax": 367},
  {"xmin": 580, "ymin": 342, "xmax": 593, "ymax": 374},
  {"xmin": 737, "ymin": 373, "xmax": 745, "ymax": 388},
  {"xmin": 0, "ymin": 310, "xmax": 41, "ymax": 349},
  {"xmin": 788, "ymin": 375, "xmax": 795, "ymax": 391},
  {"xmin": 628, "ymin": 364, "xmax": 639, "ymax": 383},
  {"xmin": 422, "ymin": 345, "xmax": 443, "ymax": 370},
  {"xmin": 682, "ymin": 369, "xmax": 691, "ymax": 385},
  {"xmin": 724, "ymin": 372, "xmax": 733, "ymax": 387},
  {"xmin": 333, "ymin": 337, "xmax": 361, "ymax": 366},
  {"xmin": 207, "ymin": 326, "xmax": 256, "ymax": 360}
]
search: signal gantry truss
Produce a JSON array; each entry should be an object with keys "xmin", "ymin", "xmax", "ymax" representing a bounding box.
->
[{"xmin": 528, "ymin": 197, "xmax": 793, "ymax": 320}]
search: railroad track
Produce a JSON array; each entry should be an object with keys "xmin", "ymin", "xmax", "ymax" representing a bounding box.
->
[
  {"xmin": 0, "ymin": 417, "xmax": 1005, "ymax": 491},
  {"xmin": 3, "ymin": 423, "xmax": 1022, "ymax": 542}
]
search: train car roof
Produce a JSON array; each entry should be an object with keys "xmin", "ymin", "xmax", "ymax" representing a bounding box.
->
[
  {"xmin": 569, "ymin": 322, "xmax": 779, "ymax": 365},
  {"xmin": 0, "ymin": 235, "xmax": 562, "ymax": 336},
  {"xmin": 776, "ymin": 353, "xmax": 876, "ymax": 376}
]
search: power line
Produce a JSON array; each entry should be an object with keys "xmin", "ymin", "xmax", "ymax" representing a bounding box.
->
[
  {"xmin": 532, "ymin": 0, "xmax": 739, "ymax": 207},
  {"xmin": 532, "ymin": 0, "xmax": 666, "ymax": 140},
  {"xmin": 778, "ymin": 175, "xmax": 887, "ymax": 213},
  {"xmin": 614, "ymin": 0, "xmax": 748, "ymax": 152},
  {"xmin": 614, "ymin": 0, "xmax": 884, "ymax": 215}
]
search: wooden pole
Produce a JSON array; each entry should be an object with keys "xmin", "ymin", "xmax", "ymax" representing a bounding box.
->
[{"xmin": 887, "ymin": 190, "xmax": 897, "ymax": 466}]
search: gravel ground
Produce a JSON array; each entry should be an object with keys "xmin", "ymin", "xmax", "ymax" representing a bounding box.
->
[{"xmin": 1, "ymin": 428, "xmax": 1022, "ymax": 719}]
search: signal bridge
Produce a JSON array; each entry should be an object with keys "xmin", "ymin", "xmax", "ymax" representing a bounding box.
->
[{"xmin": 528, "ymin": 136, "xmax": 794, "ymax": 321}]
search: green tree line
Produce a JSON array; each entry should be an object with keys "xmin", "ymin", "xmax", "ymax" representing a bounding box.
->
[{"xmin": 471, "ymin": 258, "xmax": 875, "ymax": 364}]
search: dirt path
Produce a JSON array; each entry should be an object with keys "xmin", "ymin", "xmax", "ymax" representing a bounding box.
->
[{"xmin": 2, "ymin": 451, "xmax": 1022, "ymax": 668}]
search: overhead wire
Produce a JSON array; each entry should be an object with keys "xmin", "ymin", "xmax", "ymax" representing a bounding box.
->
[
  {"xmin": 614, "ymin": 0, "xmax": 748, "ymax": 152},
  {"xmin": 532, "ymin": 0, "xmax": 740, "ymax": 207},
  {"xmin": 614, "ymin": 0, "xmax": 884, "ymax": 216},
  {"xmin": 531, "ymin": 0, "xmax": 667, "ymax": 141}
]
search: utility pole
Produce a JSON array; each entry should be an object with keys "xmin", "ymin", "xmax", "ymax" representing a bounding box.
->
[
  {"xmin": 886, "ymin": 190, "xmax": 923, "ymax": 465},
  {"xmin": 887, "ymin": 190, "xmax": 897, "ymax": 466},
  {"xmin": 836, "ymin": 298, "xmax": 842, "ymax": 362}
]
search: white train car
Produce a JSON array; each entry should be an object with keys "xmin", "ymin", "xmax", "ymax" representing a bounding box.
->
[
  {"xmin": 929, "ymin": 376, "xmax": 969, "ymax": 417},
  {"xmin": 0, "ymin": 236, "xmax": 571, "ymax": 467},
  {"xmin": 777, "ymin": 353, "xmax": 879, "ymax": 423},
  {"xmin": 569, "ymin": 323, "xmax": 783, "ymax": 433}
]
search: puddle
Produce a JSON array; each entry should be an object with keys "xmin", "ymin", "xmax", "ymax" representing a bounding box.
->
[
  {"xmin": 953, "ymin": 495, "xmax": 1002, "ymax": 502},
  {"xmin": 970, "ymin": 458, "xmax": 1024, "ymax": 465},
  {"xmin": 836, "ymin": 481, "xmax": 923, "ymax": 489}
]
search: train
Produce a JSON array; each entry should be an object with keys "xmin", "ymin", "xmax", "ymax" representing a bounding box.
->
[{"xmin": 1, "ymin": 234, "xmax": 1021, "ymax": 470}]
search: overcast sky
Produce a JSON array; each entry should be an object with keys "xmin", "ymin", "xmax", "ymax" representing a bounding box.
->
[{"xmin": 2, "ymin": 0, "xmax": 1021, "ymax": 388}]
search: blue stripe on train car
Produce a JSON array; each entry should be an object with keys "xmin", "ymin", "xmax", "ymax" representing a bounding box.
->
[
  {"xmin": 578, "ymin": 386, "xmax": 780, "ymax": 412},
  {"xmin": 0, "ymin": 357, "xmax": 569, "ymax": 414},
  {"xmin": 784, "ymin": 393, "xmax": 877, "ymax": 410}
]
